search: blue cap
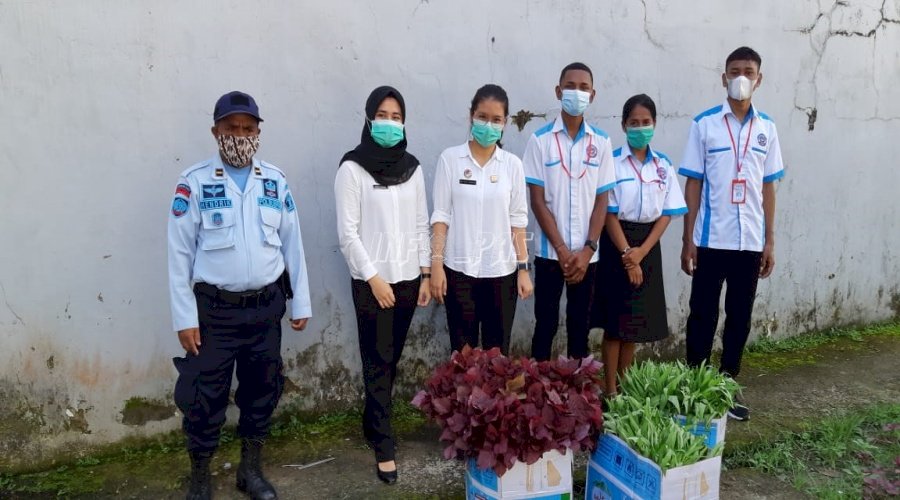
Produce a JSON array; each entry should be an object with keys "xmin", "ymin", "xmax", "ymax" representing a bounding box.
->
[{"xmin": 213, "ymin": 91, "xmax": 263, "ymax": 122}]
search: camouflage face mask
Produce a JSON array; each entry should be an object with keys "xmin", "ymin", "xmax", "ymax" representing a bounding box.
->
[{"xmin": 216, "ymin": 134, "xmax": 260, "ymax": 167}]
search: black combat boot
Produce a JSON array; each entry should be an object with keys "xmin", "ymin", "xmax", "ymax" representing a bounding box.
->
[
  {"xmin": 236, "ymin": 438, "xmax": 277, "ymax": 499},
  {"xmin": 186, "ymin": 450, "xmax": 212, "ymax": 500}
]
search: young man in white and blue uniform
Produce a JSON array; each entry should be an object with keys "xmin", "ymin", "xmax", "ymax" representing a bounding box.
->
[
  {"xmin": 524, "ymin": 62, "xmax": 617, "ymax": 361},
  {"xmin": 679, "ymin": 47, "xmax": 785, "ymax": 421},
  {"xmin": 168, "ymin": 91, "xmax": 312, "ymax": 499}
]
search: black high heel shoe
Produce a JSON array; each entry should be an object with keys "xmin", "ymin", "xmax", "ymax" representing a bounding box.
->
[{"xmin": 376, "ymin": 465, "xmax": 398, "ymax": 485}]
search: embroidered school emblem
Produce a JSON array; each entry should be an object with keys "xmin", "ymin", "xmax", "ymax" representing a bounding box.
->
[
  {"xmin": 263, "ymin": 179, "xmax": 278, "ymax": 199},
  {"xmin": 171, "ymin": 197, "xmax": 189, "ymax": 218},
  {"xmin": 463, "ymin": 169, "xmax": 472, "ymax": 179},
  {"xmin": 757, "ymin": 133, "xmax": 767, "ymax": 147},
  {"xmin": 656, "ymin": 166, "xmax": 667, "ymax": 180},
  {"xmin": 212, "ymin": 212, "xmax": 223, "ymax": 226},
  {"xmin": 587, "ymin": 144, "xmax": 598, "ymax": 159}
]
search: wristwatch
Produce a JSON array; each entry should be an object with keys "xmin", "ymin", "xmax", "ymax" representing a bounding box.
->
[
  {"xmin": 585, "ymin": 239, "xmax": 598, "ymax": 252},
  {"xmin": 517, "ymin": 261, "xmax": 532, "ymax": 271}
]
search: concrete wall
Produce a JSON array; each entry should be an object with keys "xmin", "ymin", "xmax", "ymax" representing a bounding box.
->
[{"xmin": 1, "ymin": 0, "xmax": 898, "ymax": 467}]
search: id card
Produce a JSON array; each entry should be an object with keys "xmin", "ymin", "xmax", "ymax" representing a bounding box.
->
[{"xmin": 731, "ymin": 179, "xmax": 747, "ymax": 204}]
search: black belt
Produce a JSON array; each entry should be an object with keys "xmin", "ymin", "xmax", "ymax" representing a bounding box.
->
[{"xmin": 194, "ymin": 281, "xmax": 278, "ymax": 308}]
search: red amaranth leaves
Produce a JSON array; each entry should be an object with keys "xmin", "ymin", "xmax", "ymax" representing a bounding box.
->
[{"xmin": 411, "ymin": 346, "xmax": 604, "ymax": 475}]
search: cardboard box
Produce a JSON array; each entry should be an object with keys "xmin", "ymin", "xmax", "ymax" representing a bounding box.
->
[
  {"xmin": 674, "ymin": 415, "xmax": 727, "ymax": 449},
  {"xmin": 466, "ymin": 449, "xmax": 573, "ymax": 500},
  {"xmin": 584, "ymin": 434, "xmax": 721, "ymax": 500}
]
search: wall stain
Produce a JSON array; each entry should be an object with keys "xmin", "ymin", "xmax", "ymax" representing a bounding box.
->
[
  {"xmin": 121, "ymin": 397, "xmax": 176, "ymax": 426},
  {"xmin": 511, "ymin": 110, "xmax": 547, "ymax": 131}
]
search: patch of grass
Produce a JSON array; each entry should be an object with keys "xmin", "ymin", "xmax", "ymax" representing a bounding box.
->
[
  {"xmin": 747, "ymin": 322, "xmax": 900, "ymax": 355},
  {"xmin": 726, "ymin": 403, "xmax": 900, "ymax": 499}
]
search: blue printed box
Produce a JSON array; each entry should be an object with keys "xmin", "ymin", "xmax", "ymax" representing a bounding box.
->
[
  {"xmin": 466, "ymin": 449, "xmax": 573, "ymax": 500},
  {"xmin": 674, "ymin": 415, "xmax": 727, "ymax": 449},
  {"xmin": 584, "ymin": 434, "xmax": 721, "ymax": 500}
]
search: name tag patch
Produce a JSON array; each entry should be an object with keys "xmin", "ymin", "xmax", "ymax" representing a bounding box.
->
[
  {"xmin": 199, "ymin": 198, "xmax": 233, "ymax": 211},
  {"xmin": 459, "ymin": 179, "xmax": 477, "ymax": 185},
  {"xmin": 258, "ymin": 197, "xmax": 283, "ymax": 211}
]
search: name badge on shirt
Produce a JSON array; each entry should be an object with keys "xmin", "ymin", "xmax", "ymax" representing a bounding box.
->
[
  {"xmin": 372, "ymin": 184, "xmax": 389, "ymax": 190},
  {"xmin": 459, "ymin": 179, "xmax": 477, "ymax": 185},
  {"xmin": 731, "ymin": 179, "xmax": 747, "ymax": 204}
]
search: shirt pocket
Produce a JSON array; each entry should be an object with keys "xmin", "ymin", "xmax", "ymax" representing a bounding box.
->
[
  {"xmin": 199, "ymin": 210, "xmax": 235, "ymax": 250},
  {"xmin": 259, "ymin": 206, "xmax": 282, "ymax": 247}
]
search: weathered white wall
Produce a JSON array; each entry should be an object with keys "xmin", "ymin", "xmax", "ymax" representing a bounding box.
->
[{"xmin": 2, "ymin": 0, "xmax": 898, "ymax": 467}]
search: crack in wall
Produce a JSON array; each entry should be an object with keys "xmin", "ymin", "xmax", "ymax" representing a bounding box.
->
[
  {"xmin": 640, "ymin": 0, "xmax": 664, "ymax": 49},
  {"xmin": 0, "ymin": 281, "xmax": 25, "ymax": 326},
  {"xmin": 791, "ymin": 0, "xmax": 900, "ymax": 130}
]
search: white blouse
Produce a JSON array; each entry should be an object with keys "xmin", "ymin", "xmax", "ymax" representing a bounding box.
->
[
  {"xmin": 431, "ymin": 143, "xmax": 528, "ymax": 278},
  {"xmin": 335, "ymin": 161, "xmax": 431, "ymax": 283}
]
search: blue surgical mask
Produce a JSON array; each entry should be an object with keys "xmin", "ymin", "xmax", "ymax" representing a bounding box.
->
[
  {"xmin": 625, "ymin": 125, "xmax": 654, "ymax": 149},
  {"xmin": 471, "ymin": 120, "xmax": 503, "ymax": 147},
  {"xmin": 370, "ymin": 119, "xmax": 404, "ymax": 148},
  {"xmin": 560, "ymin": 89, "xmax": 591, "ymax": 117}
]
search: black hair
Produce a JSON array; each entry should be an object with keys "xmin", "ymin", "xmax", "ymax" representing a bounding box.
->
[
  {"xmin": 726, "ymin": 46, "xmax": 762, "ymax": 68},
  {"xmin": 559, "ymin": 62, "xmax": 593, "ymax": 84},
  {"xmin": 469, "ymin": 84, "xmax": 509, "ymax": 117},
  {"xmin": 621, "ymin": 94, "xmax": 657, "ymax": 125}
]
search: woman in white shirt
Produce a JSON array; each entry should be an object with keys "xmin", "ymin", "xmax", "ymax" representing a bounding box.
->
[
  {"xmin": 335, "ymin": 86, "xmax": 431, "ymax": 484},
  {"xmin": 591, "ymin": 94, "xmax": 687, "ymax": 397},
  {"xmin": 430, "ymin": 84, "xmax": 533, "ymax": 355}
]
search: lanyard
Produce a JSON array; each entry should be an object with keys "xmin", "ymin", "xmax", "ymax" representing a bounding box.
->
[
  {"xmin": 554, "ymin": 131, "xmax": 592, "ymax": 180},
  {"xmin": 626, "ymin": 156, "xmax": 663, "ymax": 185},
  {"xmin": 724, "ymin": 115, "xmax": 753, "ymax": 174}
]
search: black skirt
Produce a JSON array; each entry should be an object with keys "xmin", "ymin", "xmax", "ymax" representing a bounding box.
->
[{"xmin": 591, "ymin": 220, "xmax": 669, "ymax": 343}]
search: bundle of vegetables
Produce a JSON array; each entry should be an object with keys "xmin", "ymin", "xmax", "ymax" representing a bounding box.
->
[
  {"xmin": 617, "ymin": 360, "xmax": 740, "ymax": 425},
  {"xmin": 604, "ymin": 395, "xmax": 721, "ymax": 472},
  {"xmin": 411, "ymin": 346, "xmax": 604, "ymax": 475}
]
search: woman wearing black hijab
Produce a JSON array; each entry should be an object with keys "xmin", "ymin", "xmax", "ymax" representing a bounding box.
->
[{"xmin": 335, "ymin": 86, "xmax": 431, "ymax": 484}]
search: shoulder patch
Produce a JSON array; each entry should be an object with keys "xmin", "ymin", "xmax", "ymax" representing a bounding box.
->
[
  {"xmin": 175, "ymin": 183, "xmax": 191, "ymax": 198},
  {"xmin": 534, "ymin": 121, "xmax": 555, "ymax": 138},
  {"xmin": 284, "ymin": 192, "xmax": 296, "ymax": 213},
  {"xmin": 171, "ymin": 196, "xmax": 189, "ymax": 218},
  {"xmin": 693, "ymin": 105, "xmax": 724, "ymax": 123},
  {"xmin": 588, "ymin": 124, "xmax": 609, "ymax": 138},
  {"xmin": 612, "ymin": 147, "xmax": 623, "ymax": 158}
]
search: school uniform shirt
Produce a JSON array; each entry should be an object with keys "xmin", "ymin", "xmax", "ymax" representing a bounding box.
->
[
  {"xmin": 334, "ymin": 160, "xmax": 430, "ymax": 283},
  {"xmin": 168, "ymin": 155, "xmax": 312, "ymax": 332},
  {"xmin": 608, "ymin": 146, "xmax": 687, "ymax": 222},
  {"xmin": 679, "ymin": 101, "xmax": 785, "ymax": 252},
  {"xmin": 523, "ymin": 116, "xmax": 616, "ymax": 262},
  {"xmin": 430, "ymin": 143, "xmax": 528, "ymax": 278}
]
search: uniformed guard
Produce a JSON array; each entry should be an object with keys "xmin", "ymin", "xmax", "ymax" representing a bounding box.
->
[{"xmin": 168, "ymin": 91, "xmax": 312, "ymax": 500}]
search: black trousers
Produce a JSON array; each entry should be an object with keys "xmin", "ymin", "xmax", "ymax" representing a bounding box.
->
[
  {"xmin": 685, "ymin": 247, "xmax": 763, "ymax": 378},
  {"xmin": 173, "ymin": 283, "xmax": 285, "ymax": 453},
  {"xmin": 531, "ymin": 257, "xmax": 597, "ymax": 361},
  {"xmin": 351, "ymin": 277, "xmax": 420, "ymax": 463},
  {"xmin": 444, "ymin": 266, "xmax": 518, "ymax": 355}
]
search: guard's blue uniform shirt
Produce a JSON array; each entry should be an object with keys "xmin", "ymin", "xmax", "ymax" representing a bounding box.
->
[{"xmin": 168, "ymin": 154, "xmax": 312, "ymax": 332}]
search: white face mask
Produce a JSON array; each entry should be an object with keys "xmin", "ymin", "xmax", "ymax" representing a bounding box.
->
[{"xmin": 726, "ymin": 76, "xmax": 756, "ymax": 101}]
